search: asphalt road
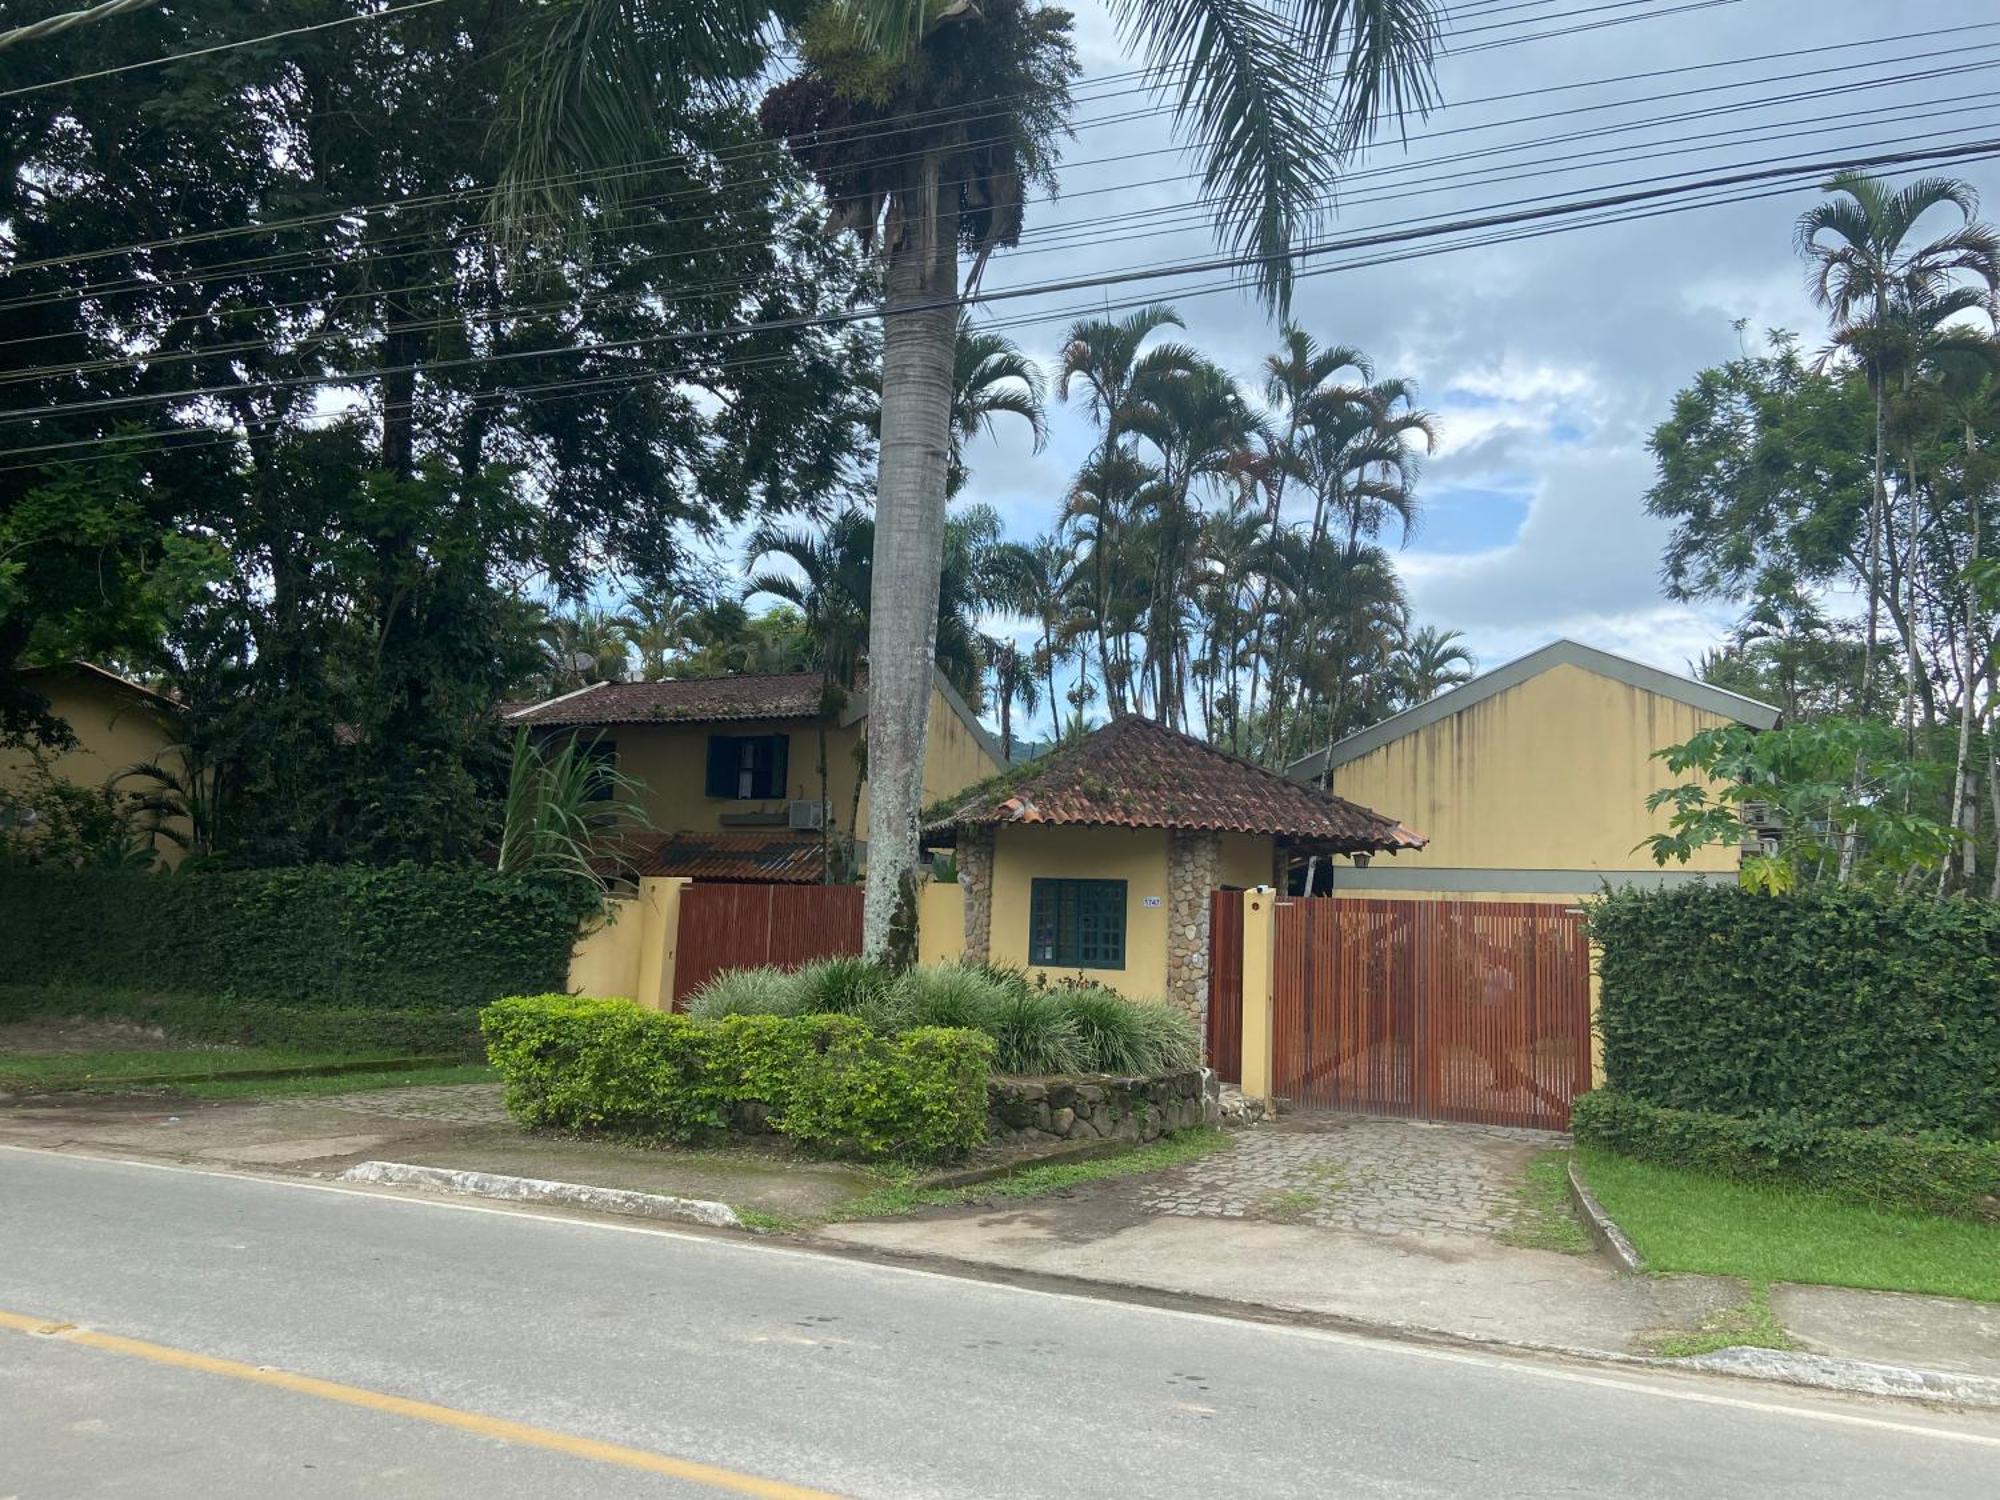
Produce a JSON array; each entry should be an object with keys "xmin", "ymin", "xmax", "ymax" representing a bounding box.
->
[{"xmin": 2, "ymin": 1146, "xmax": 1996, "ymax": 1498}]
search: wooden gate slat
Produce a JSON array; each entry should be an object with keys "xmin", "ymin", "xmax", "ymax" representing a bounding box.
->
[
  {"xmin": 1272, "ymin": 896, "xmax": 1589, "ymax": 1129},
  {"xmin": 669, "ymin": 882, "xmax": 865, "ymax": 1006},
  {"xmin": 1205, "ymin": 892, "xmax": 1244, "ymax": 1083}
]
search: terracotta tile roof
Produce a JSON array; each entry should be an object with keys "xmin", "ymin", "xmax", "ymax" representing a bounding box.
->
[
  {"xmin": 504, "ymin": 673, "xmax": 828, "ymax": 727},
  {"xmin": 635, "ymin": 832, "xmax": 831, "ymax": 883},
  {"xmin": 924, "ymin": 715, "xmax": 1426, "ymax": 852}
]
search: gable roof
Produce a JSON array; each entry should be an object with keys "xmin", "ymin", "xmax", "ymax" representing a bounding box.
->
[
  {"xmin": 925, "ymin": 714, "xmax": 1425, "ymax": 851},
  {"xmin": 1285, "ymin": 637, "xmax": 1782, "ymax": 783},
  {"xmin": 502, "ymin": 668, "xmax": 1006, "ymax": 769},
  {"xmin": 20, "ymin": 660, "xmax": 182, "ymax": 713},
  {"xmin": 503, "ymin": 672, "xmax": 830, "ymax": 727}
]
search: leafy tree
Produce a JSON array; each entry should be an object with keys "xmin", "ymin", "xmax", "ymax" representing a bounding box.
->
[
  {"xmin": 1644, "ymin": 720, "xmax": 1955, "ymax": 892},
  {"xmin": 949, "ymin": 313, "xmax": 1047, "ymax": 498}
]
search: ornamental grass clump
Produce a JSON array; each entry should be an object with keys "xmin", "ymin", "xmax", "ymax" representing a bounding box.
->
[
  {"xmin": 685, "ymin": 967, "xmax": 802, "ymax": 1019},
  {"xmin": 794, "ymin": 955, "xmax": 894, "ymax": 1024},
  {"xmin": 1058, "ymin": 983, "xmax": 1155, "ymax": 1074},
  {"xmin": 887, "ymin": 963, "xmax": 1007, "ymax": 1031},
  {"xmin": 986, "ymin": 988, "xmax": 1084, "ymax": 1075},
  {"xmin": 1130, "ymin": 998, "xmax": 1202, "ymax": 1071}
]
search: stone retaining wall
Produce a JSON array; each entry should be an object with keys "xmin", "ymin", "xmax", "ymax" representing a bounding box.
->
[{"xmin": 986, "ymin": 1067, "xmax": 1220, "ymax": 1144}]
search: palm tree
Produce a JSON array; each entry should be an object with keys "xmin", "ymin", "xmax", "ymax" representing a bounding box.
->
[
  {"xmin": 1794, "ymin": 172, "xmax": 2000, "ymax": 717},
  {"xmin": 540, "ymin": 608, "xmax": 631, "ymax": 690},
  {"xmin": 1394, "ymin": 625, "xmax": 1475, "ymax": 705},
  {"xmin": 983, "ymin": 635, "xmax": 1040, "ymax": 762},
  {"xmin": 949, "ymin": 313, "xmax": 1048, "ymax": 498},
  {"xmin": 618, "ymin": 592, "xmax": 699, "ymax": 681},
  {"xmin": 498, "ymin": 0, "xmax": 1444, "ymax": 960},
  {"xmin": 747, "ymin": 512, "xmax": 873, "ymax": 877}
]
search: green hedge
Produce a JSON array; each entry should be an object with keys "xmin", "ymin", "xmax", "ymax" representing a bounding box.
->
[
  {"xmin": 1591, "ymin": 884, "xmax": 2000, "ymax": 1139},
  {"xmin": 1572, "ymin": 1090, "xmax": 2000, "ymax": 1221},
  {"xmin": 0, "ymin": 984, "xmax": 481, "ymax": 1056},
  {"xmin": 0, "ymin": 865, "xmax": 595, "ymax": 1012},
  {"xmin": 481, "ymin": 995, "xmax": 993, "ymax": 1160}
]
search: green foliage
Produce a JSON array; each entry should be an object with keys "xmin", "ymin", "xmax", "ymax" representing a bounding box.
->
[
  {"xmin": 1590, "ymin": 884, "xmax": 2000, "ymax": 1139},
  {"xmin": 1128, "ymin": 997, "xmax": 1204, "ymax": 1072},
  {"xmin": 480, "ymin": 997, "xmax": 992, "ymax": 1160},
  {"xmin": 1059, "ymin": 983, "xmax": 1156, "ymax": 1074},
  {"xmin": 685, "ymin": 968, "xmax": 807, "ymax": 1020},
  {"xmin": 497, "ymin": 729, "xmax": 651, "ymax": 890},
  {"xmin": 1642, "ymin": 719, "xmax": 1956, "ymax": 885},
  {"xmin": 0, "ymin": 865, "xmax": 596, "ymax": 1020},
  {"xmin": 1572, "ymin": 1092, "xmax": 2000, "ymax": 1222},
  {"xmin": 0, "ymin": 755, "xmax": 153, "ymax": 870},
  {"xmin": 790, "ymin": 955, "xmax": 894, "ymax": 1018},
  {"xmin": 0, "ymin": 983, "xmax": 483, "ymax": 1057},
  {"xmin": 887, "ymin": 963, "xmax": 1010, "ymax": 1030},
  {"xmin": 985, "ymin": 987, "xmax": 1085, "ymax": 1075}
]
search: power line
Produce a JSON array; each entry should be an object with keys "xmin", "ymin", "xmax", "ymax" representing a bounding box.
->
[
  {"xmin": 0, "ymin": 0, "xmax": 157, "ymax": 54},
  {"xmin": 8, "ymin": 28, "xmax": 1980, "ymax": 317},
  {"xmin": 0, "ymin": 0, "xmax": 1815, "ymax": 282},
  {"xmin": 9, "ymin": 140, "xmax": 1992, "ymax": 481},
  {"xmin": 5, "ymin": 135, "xmax": 1993, "ymax": 443},
  {"xmin": 8, "ymin": 90, "xmax": 1990, "ymax": 392},
  {"xmin": 0, "ymin": 0, "xmax": 452, "ymax": 100}
]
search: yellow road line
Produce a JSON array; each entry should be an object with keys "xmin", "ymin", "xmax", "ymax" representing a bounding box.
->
[{"xmin": 0, "ymin": 1305, "xmax": 841, "ymax": 1498}]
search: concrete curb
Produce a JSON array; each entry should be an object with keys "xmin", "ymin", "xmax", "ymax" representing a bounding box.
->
[
  {"xmin": 1682, "ymin": 1346, "xmax": 2000, "ymax": 1408},
  {"xmin": 339, "ymin": 1161, "xmax": 741, "ymax": 1228},
  {"xmin": 1565, "ymin": 1156, "xmax": 1643, "ymax": 1273}
]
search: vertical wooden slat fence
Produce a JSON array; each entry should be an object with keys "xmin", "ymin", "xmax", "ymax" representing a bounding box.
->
[
  {"xmin": 671, "ymin": 883, "xmax": 864, "ymax": 1006},
  {"xmin": 1205, "ymin": 891, "xmax": 1245, "ymax": 1084},
  {"xmin": 1270, "ymin": 897, "xmax": 1591, "ymax": 1130}
]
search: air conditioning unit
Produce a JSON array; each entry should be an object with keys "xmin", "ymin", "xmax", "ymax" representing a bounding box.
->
[
  {"xmin": 787, "ymin": 799, "xmax": 827, "ymax": 831},
  {"xmin": 1738, "ymin": 801, "xmax": 1773, "ymax": 826}
]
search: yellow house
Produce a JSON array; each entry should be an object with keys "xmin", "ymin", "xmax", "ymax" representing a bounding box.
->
[
  {"xmin": 0, "ymin": 662, "xmax": 191, "ymax": 866},
  {"xmin": 923, "ymin": 715, "xmax": 1422, "ymax": 1016},
  {"xmin": 506, "ymin": 668, "xmax": 1003, "ymax": 882},
  {"xmin": 1285, "ymin": 638, "xmax": 1780, "ymax": 903}
]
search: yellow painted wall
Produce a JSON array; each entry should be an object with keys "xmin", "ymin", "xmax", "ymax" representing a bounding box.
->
[
  {"xmin": 988, "ymin": 825, "xmax": 1171, "ymax": 1000},
  {"xmin": 558, "ymin": 684, "xmax": 1000, "ymax": 848},
  {"xmin": 1218, "ymin": 832, "xmax": 1275, "ymax": 889},
  {"xmin": 566, "ymin": 876, "xmax": 687, "ymax": 1007},
  {"xmin": 1327, "ymin": 662, "xmax": 1742, "ymax": 875},
  {"xmin": 0, "ymin": 667, "xmax": 189, "ymax": 866},
  {"xmin": 916, "ymin": 879, "xmax": 966, "ymax": 966}
]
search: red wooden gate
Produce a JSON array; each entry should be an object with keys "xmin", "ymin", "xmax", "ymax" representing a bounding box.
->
[
  {"xmin": 1272, "ymin": 897, "xmax": 1591, "ymax": 1130},
  {"xmin": 672, "ymin": 882, "xmax": 864, "ymax": 1006},
  {"xmin": 1206, "ymin": 891, "xmax": 1245, "ymax": 1084}
]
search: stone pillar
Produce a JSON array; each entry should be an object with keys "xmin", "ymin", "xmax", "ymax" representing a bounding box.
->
[
  {"xmin": 1164, "ymin": 830, "xmax": 1221, "ymax": 1021},
  {"xmin": 957, "ymin": 826, "xmax": 995, "ymax": 965}
]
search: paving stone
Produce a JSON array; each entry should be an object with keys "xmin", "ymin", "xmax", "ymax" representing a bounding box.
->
[{"xmin": 1139, "ymin": 1115, "xmax": 1563, "ymax": 1239}]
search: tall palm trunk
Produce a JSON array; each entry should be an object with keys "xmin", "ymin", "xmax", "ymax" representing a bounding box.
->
[
  {"xmin": 863, "ymin": 198, "xmax": 961, "ymax": 963},
  {"xmin": 1841, "ymin": 375, "xmax": 1887, "ymax": 882}
]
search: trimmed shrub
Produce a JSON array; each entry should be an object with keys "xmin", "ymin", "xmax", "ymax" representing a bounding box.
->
[
  {"xmin": 1059, "ymin": 984, "xmax": 1155, "ymax": 1074},
  {"xmin": 793, "ymin": 956, "xmax": 893, "ymax": 1021},
  {"xmin": 1572, "ymin": 1090, "xmax": 2000, "ymax": 1221},
  {"xmin": 685, "ymin": 967, "xmax": 803, "ymax": 1020},
  {"xmin": 0, "ymin": 865, "xmax": 594, "ymax": 1014},
  {"xmin": 1590, "ymin": 884, "xmax": 2000, "ymax": 1139},
  {"xmin": 986, "ymin": 988, "xmax": 1083, "ymax": 1075},
  {"xmin": 480, "ymin": 996, "xmax": 992, "ymax": 1160},
  {"xmin": 0, "ymin": 983, "xmax": 479, "ymax": 1055}
]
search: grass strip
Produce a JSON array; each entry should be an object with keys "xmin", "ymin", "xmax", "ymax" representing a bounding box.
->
[
  {"xmin": 1497, "ymin": 1148, "xmax": 1594, "ymax": 1254},
  {"xmin": 1577, "ymin": 1143, "xmax": 2000, "ymax": 1303}
]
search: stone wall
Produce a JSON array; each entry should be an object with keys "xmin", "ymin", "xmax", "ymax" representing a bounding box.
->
[
  {"xmin": 957, "ymin": 827, "xmax": 994, "ymax": 964},
  {"xmin": 986, "ymin": 1067, "xmax": 1219, "ymax": 1144},
  {"xmin": 1164, "ymin": 830, "xmax": 1220, "ymax": 1025}
]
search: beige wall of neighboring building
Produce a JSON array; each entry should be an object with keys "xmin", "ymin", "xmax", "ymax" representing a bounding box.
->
[
  {"xmin": 1326, "ymin": 661, "xmax": 1745, "ymax": 886},
  {"xmin": 548, "ymin": 682, "xmax": 1002, "ymax": 848},
  {"xmin": 987, "ymin": 824, "xmax": 1173, "ymax": 1001},
  {"xmin": 0, "ymin": 666, "xmax": 189, "ymax": 866},
  {"xmin": 1218, "ymin": 831, "xmax": 1275, "ymax": 889}
]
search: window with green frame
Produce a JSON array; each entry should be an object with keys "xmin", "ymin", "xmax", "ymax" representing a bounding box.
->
[{"xmin": 1028, "ymin": 878, "xmax": 1127, "ymax": 969}]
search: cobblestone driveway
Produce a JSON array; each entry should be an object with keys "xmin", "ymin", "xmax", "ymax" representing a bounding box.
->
[{"xmin": 1140, "ymin": 1116, "xmax": 1560, "ymax": 1238}]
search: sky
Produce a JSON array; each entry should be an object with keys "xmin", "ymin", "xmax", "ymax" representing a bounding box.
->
[{"xmin": 929, "ymin": 0, "xmax": 2000, "ymax": 738}]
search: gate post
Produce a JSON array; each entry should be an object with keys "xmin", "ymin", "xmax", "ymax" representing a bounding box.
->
[{"xmin": 1239, "ymin": 887, "xmax": 1277, "ymax": 1107}]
